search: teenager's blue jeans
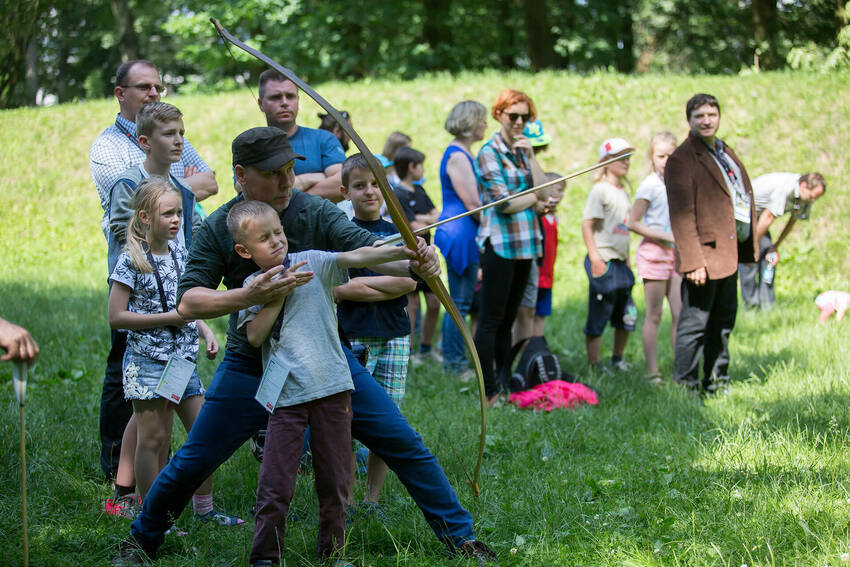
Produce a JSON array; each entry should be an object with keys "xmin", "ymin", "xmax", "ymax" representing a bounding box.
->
[
  {"xmin": 130, "ymin": 346, "xmax": 474, "ymax": 554},
  {"xmin": 440, "ymin": 262, "xmax": 479, "ymax": 372}
]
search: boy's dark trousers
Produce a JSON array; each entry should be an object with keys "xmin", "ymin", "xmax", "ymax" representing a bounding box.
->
[
  {"xmin": 673, "ymin": 273, "xmax": 738, "ymax": 391},
  {"xmin": 100, "ymin": 329, "xmax": 132, "ymax": 479},
  {"xmin": 251, "ymin": 391, "xmax": 352, "ymax": 562}
]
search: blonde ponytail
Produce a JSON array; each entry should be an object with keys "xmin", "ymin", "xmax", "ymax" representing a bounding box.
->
[{"xmin": 124, "ymin": 176, "xmax": 180, "ymax": 274}]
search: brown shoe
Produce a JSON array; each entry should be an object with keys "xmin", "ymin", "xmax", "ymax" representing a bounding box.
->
[
  {"xmin": 457, "ymin": 540, "xmax": 498, "ymax": 565},
  {"xmin": 112, "ymin": 535, "xmax": 153, "ymax": 566}
]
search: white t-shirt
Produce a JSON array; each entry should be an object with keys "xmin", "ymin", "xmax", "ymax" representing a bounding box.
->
[
  {"xmin": 752, "ymin": 172, "xmax": 811, "ymax": 220},
  {"xmin": 583, "ymin": 181, "xmax": 631, "ymax": 262},
  {"xmin": 634, "ymin": 172, "xmax": 671, "ymax": 232},
  {"xmin": 237, "ymin": 250, "xmax": 352, "ymax": 408}
]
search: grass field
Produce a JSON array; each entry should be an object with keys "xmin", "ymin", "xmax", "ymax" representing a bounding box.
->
[{"xmin": 1, "ymin": 69, "xmax": 850, "ymax": 566}]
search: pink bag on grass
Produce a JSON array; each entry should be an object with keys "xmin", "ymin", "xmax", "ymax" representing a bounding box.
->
[{"xmin": 508, "ymin": 379, "xmax": 598, "ymax": 411}]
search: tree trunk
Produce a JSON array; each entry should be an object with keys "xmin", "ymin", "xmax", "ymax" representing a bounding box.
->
[
  {"xmin": 110, "ymin": 0, "xmax": 139, "ymax": 62},
  {"xmin": 524, "ymin": 0, "xmax": 554, "ymax": 70},
  {"xmin": 495, "ymin": 0, "xmax": 517, "ymax": 68},
  {"xmin": 751, "ymin": 0, "xmax": 777, "ymax": 68},
  {"xmin": 25, "ymin": 36, "xmax": 38, "ymax": 106},
  {"xmin": 616, "ymin": 4, "xmax": 635, "ymax": 73},
  {"xmin": 423, "ymin": 0, "xmax": 453, "ymax": 69},
  {"xmin": 0, "ymin": 0, "xmax": 44, "ymax": 108}
]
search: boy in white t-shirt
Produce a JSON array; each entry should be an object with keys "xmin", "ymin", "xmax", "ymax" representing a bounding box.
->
[{"xmin": 581, "ymin": 138, "xmax": 637, "ymax": 373}]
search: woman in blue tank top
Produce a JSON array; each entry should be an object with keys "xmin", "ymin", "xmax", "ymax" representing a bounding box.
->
[{"xmin": 434, "ymin": 101, "xmax": 487, "ymax": 375}]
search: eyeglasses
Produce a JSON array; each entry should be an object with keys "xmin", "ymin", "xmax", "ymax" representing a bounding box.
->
[
  {"xmin": 121, "ymin": 83, "xmax": 167, "ymax": 95},
  {"xmin": 505, "ymin": 112, "xmax": 530, "ymax": 123}
]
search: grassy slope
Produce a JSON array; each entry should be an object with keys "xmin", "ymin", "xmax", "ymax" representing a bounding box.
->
[{"xmin": 0, "ymin": 70, "xmax": 849, "ymax": 566}]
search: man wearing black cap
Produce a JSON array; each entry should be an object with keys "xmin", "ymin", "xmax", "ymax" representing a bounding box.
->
[{"xmin": 116, "ymin": 127, "xmax": 497, "ymax": 566}]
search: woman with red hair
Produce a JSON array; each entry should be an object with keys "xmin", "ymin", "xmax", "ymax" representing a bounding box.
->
[{"xmin": 474, "ymin": 89, "xmax": 547, "ymax": 405}]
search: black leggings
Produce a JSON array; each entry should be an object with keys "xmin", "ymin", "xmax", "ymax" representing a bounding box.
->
[{"xmin": 473, "ymin": 241, "xmax": 532, "ymax": 397}]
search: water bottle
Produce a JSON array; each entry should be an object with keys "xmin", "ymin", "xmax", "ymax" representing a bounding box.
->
[{"xmin": 762, "ymin": 255, "xmax": 775, "ymax": 285}]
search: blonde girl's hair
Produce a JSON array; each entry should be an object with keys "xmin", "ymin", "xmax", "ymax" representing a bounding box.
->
[
  {"xmin": 125, "ymin": 176, "xmax": 181, "ymax": 274},
  {"xmin": 647, "ymin": 131, "xmax": 677, "ymax": 175}
]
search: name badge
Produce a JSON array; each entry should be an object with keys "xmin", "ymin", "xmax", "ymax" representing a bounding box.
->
[
  {"xmin": 255, "ymin": 356, "xmax": 290, "ymax": 413},
  {"xmin": 155, "ymin": 356, "xmax": 196, "ymax": 404}
]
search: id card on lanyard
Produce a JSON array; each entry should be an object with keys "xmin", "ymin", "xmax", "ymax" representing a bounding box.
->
[
  {"xmin": 146, "ymin": 246, "xmax": 197, "ymax": 404},
  {"xmin": 255, "ymin": 355, "xmax": 290, "ymax": 413},
  {"xmin": 254, "ymin": 256, "xmax": 293, "ymax": 412}
]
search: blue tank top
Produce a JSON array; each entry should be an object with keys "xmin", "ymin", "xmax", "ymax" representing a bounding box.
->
[{"xmin": 434, "ymin": 145, "xmax": 480, "ymax": 274}]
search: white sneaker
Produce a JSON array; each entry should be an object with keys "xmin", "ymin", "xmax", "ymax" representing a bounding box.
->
[{"xmin": 611, "ymin": 359, "xmax": 633, "ymax": 372}]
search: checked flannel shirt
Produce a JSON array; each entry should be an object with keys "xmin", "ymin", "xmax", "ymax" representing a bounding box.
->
[
  {"xmin": 89, "ymin": 113, "xmax": 210, "ymax": 236},
  {"xmin": 475, "ymin": 132, "xmax": 542, "ymax": 260}
]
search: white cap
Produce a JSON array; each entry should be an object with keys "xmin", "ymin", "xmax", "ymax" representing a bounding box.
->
[{"xmin": 598, "ymin": 137, "xmax": 634, "ymax": 160}]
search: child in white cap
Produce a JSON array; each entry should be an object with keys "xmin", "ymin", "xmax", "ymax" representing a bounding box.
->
[{"xmin": 581, "ymin": 138, "xmax": 637, "ymax": 373}]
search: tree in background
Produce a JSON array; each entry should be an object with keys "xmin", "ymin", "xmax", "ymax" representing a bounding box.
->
[
  {"xmin": 3, "ymin": 0, "xmax": 849, "ymax": 109},
  {"xmin": 1, "ymin": 0, "xmax": 48, "ymax": 107}
]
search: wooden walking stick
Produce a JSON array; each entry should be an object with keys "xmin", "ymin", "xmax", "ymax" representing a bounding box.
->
[
  {"xmin": 379, "ymin": 152, "xmax": 633, "ymax": 247},
  {"xmin": 12, "ymin": 360, "xmax": 28, "ymax": 567}
]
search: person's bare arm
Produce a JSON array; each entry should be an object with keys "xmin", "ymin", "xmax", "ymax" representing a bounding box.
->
[
  {"xmin": 183, "ymin": 169, "xmax": 218, "ymax": 202},
  {"xmin": 177, "ymin": 263, "xmax": 313, "ymax": 320},
  {"xmin": 627, "ymin": 198, "xmax": 675, "ymax": 243},
  {"xmin": 108, "ymin": 282, "xmax": 186, "ymax": 330},
  {"xmin": 293, "ymin": 172, "xmax": 326, "ymax": 190},
  {"xmin": 299, "ymin": 164, "xmax": 344, "ymax": 202},
  {"xmin": 245, "ymin": 297, "xmax": 286, "ymax": 347},
  {"xmin": 445, "ymin": 152, "xmax": 482, "ymax": 214},
  {"xmin": 196, "ymin": 320, "xmax": 219, "ymax": 359},
  {"xmin": 581, "ymin": 218, "xmax": 607, "ymax": 276},
  {"xmin": 754, "ymin": 209, "xmax": 775, "ymax": 246},
  {"xmin": 337, "ymin": 242, "xmax": 413, "ymax": 270},
  {"xmin": 370, "ymin": 238, "xmax": 441, "ymax": 279},
  {"xmin": 333, "ymin": 276, "xmax": 416, "ymax": 302}
]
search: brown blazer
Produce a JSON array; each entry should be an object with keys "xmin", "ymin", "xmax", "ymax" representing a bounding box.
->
[{"xmin": 666, "ymin": 132, "xmax": 757, "ymax": 279}]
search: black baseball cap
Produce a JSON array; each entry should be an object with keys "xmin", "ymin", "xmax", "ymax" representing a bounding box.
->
[{"xmin": 232, "ymin": 127, "xmax": 305, "ymax": 170}]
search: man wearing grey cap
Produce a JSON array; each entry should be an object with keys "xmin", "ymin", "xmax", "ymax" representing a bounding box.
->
[{"xmin": 116, "ymin": 127, "xmax": 497, "ymax": 566}]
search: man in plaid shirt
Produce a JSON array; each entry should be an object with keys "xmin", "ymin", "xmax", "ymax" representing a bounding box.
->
[{"xmin": 89, "ymin": 59, "xmax": 218, "ymax": 481}]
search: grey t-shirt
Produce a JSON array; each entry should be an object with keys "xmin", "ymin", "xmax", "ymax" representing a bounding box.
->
[
  {"xmin": 237, "ymin": 250, "xmax": 352, "ymax": 407},
  {"xmin": 176, "ymin": 190, "xmax": 378, "ymax": 360}
]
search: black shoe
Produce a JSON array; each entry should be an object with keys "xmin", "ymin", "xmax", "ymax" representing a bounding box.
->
[
  {"xmin": 456, "ymin": 540, "xmax": 498, "ymax": 565},
  {"xmin": 112, "ymin": 535, "xmax": 153, "ymax": 566}
]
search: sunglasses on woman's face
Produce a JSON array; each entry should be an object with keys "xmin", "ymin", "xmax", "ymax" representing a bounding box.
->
[{"xmin": 505, "ymin": 112, "xmax": 530, "ymax": 123}]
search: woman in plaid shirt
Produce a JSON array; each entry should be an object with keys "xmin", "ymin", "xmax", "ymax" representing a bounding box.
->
[{"xmin": 474, "ymin": 89, "xmax": 548, "ymax": 405}]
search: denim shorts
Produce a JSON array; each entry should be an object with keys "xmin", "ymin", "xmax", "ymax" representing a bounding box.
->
[
  {"xmin": 122, "ymin": 350, "xmax": 204, "ymax": 402},
  {"xmin": 583, "ymin": 256, "xmax": 637, "ymax": 336}
]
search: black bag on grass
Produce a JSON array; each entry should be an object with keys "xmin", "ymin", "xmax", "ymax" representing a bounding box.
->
[{"xmin": 507, "ymin": 336, "xmax": 569, "ymax": 392}]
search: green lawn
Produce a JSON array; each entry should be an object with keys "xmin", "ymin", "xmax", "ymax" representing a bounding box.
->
[{"xmin": 1, "ymin": 69, "xmax": 850, "ymax": 566}]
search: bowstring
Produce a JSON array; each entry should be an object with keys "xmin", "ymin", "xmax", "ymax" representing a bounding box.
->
[{"xmin": 214, "ymin": 25, "xmax": 258, "ymax": 102}]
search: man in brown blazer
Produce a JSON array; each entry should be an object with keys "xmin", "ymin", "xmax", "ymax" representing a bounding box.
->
[{"xmin": 666, "ymin": 93, "xmax": 757, "ymax": 393}]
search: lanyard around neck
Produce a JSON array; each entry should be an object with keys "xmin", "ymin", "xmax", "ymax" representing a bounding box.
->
[
  {"xmin": 145, "ymin": 244, "xmax": 181, "ymax": 315},
  {"xmin": 114, "ymin": 117, "xmax": 144, "ymax": 152},
  {"xmin": 704, "ymin": 140, "xmax": 739, "ymax": 185}
]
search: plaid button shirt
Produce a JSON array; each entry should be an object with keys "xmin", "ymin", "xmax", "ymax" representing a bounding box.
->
[
  {"xmin": 89, "ymin": 113, "xmax": 210, "ymax": 235},
  {"xmin": 475, "ymin": 132, "xmax": 541, "ymax": 259}
]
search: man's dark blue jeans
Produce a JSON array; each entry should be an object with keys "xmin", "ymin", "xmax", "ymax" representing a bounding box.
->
[{"xmin": 130, "ymin": 345, "xmax": 475, "ymax": 554}]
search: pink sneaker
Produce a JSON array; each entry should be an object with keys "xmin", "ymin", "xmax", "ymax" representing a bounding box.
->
[{"xmin": 105, "ymin": 493, "xmax": 141, "ymax": 519}]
